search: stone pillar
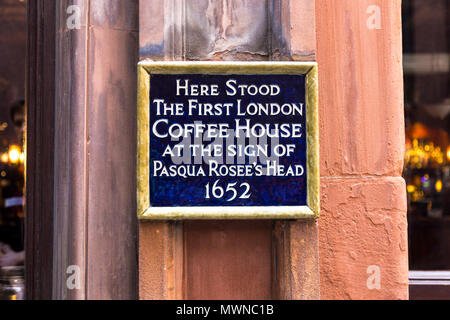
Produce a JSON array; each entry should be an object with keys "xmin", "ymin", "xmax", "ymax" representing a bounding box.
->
[
  {"xmin": 316, "ymin": 0, "xmax": 408, "ymax": 299},
  {"xmin": 41, "ymin": 0, "xmax": 138, "ymax": 299}
]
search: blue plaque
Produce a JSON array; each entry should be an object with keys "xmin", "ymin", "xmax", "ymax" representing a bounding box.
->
[{"xmin": 138, "ymin": 62, "xmax": 319, "ymax": 219}]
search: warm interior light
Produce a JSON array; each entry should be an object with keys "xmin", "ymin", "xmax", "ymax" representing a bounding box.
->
[
  {"xmin": 8, "ymin": 145, "xmax": 21, "ymax": 164},
  {"xmin": 447, "ymin": 147, "xmax": 450, "ymax": 162},
  {"xmin": 1, "ymin": 153, "xmax": 8, "ymax": 163},
  {"xmin": 407, "ymin": 185, "xmax": 415, "ymax": 193},
  {"xmin": 435, "ymin": 180, "xmax": 443, "ymax": 193}
]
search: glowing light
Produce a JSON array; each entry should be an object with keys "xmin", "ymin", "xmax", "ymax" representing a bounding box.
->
[
  {"xmin": 405, "ymin": 138, "xmax": 445, "ymax": 168},
  {"xmin": 435, "ymin": 180, "xmax": 443, "ymax": 193},
  {"xmin": 20, "ymin": 152, "xmax": 25, "ymax": 163},
  {"xmin": 447, "ymin": 147, "xmax": 450, "ymax": 162},
  {"xmin": 8, "ymin": 145, "xmax": 21, "ymax": 164},
  {"xmin": 1, "ymin": 153, "xmax": 8, "ymax": 163},
  {"xmin": 407, "ymin": 185, "xmax": 415, "ymax": 193}
]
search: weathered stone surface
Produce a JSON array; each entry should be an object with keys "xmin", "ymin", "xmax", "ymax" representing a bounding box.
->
[
  {"xmin": 185, "ymin": 0, "xmax": 269, "ymax": 60},
  {"xmin": 90, "ymin": 0, "xmax": 138, "ymax": 30},
  {"xmin": 273, "ymin": 220, "xmax": 320, "ymax": 300},
  {"xmin": 139, "ymin": 0, "xmax": 164, "ymax": 59},
  {"xmin": 316, "ymin": 0, "xmax": 408, "ymax": 300},
  {"xmin": 86, "ymin": 26, "xmax": 139, "ymax": 299},
  {"xmin": 184, "ymin": 221, "xmax": 273, "ymax": 300},
  {"xmin": 290, "ymin": 0, "xmax": 316, "ymax": 61},
  {"xmin": 139, "ymin": 0, "xmax": 312, "ymax": 61},
  {"xmin": 316, "ymin": 0, "xmax": 405, "ymax": 177},
  {"xmin": 319, "ymin": 177, "xmax": 408, "ymax": 299},
  {"xmin": 139, "ymin": 222, "xmax": 183, "ymax": 300}
]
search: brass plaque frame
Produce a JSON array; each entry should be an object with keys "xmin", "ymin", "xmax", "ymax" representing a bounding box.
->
[{"xmin": 137, "ymin": 61, "xmax": 319, "ymax": 220}]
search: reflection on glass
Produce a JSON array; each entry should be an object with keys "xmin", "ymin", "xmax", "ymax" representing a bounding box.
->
[
  {"xmin": 403, "ymin": 0, "xmax": 450, "ymax": 270},
  {"xmin": 0, "ymin": 0, "xmax": 27, "ymax": 300}
]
